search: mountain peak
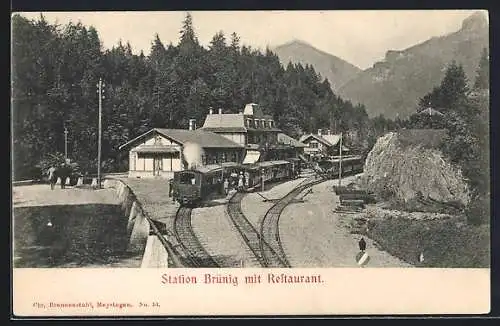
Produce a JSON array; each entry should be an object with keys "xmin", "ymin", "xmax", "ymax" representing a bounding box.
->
[
  {"xmin": 461, "ymin": 11, "xmax": 488, "ymax": 32},
  {"xmin": 273, "ymin": 39, "xmax": 361, "ymax": 91},
  {"xmin": 279, "ymin": 39, "xmax": 314, "ymax": 48}
]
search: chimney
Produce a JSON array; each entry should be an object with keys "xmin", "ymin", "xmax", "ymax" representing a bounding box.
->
[
  {"xmin": 209, "ymin": 108, "xmax": 213, "ymax": 115},
  {"xmin": 189, "ymin": 119, "xmax": 196, "ymax": 131},
  {"xmin": 327, "ymin": 129, "xmax": 331, "ymax": 135},
  {"xmin": 318, "ymin": 129, "xmax": 322, "ymax": 136},
  {"xmin": 218, "ymin": 108, "xmax": 222, "ymax": 114}
]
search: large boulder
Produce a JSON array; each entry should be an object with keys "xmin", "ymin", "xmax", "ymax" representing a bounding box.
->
[{"xmin": 361, "ymin": 130, "xmax": 470, "ymax": 206}]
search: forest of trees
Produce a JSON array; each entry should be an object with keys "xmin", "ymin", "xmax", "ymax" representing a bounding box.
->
[
  {"xmin": 400, "ymin": 51, "xmax": 490, "ymax": 224},
  {"xmin": 12, "ymin": 13, "xmax": 378, "ymax": 180}
]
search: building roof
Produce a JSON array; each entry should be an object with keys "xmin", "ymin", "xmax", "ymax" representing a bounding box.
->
[
  {"xmin": 418, "ymin": 107, "xmax": 445, "ymax": 116},
  {"xmin": 243, "ymin": 103, "xmax": 264, "ymax": 116},
  {"xmin": 299, "ymin": 133, "xmax": 349, "ymax": 151},
  {"xmin": 201, "ymin": 111, "xmax": 281, "ymax": 133},
  {"xmin": 278, "ymin": 133, "xmax": 306, "ymax": 148},
  {"xmin": 299, "ymin": 134, "xmax": 333, "ymax": 146},
  {"xmin": 322, "ymin": 134, "xmax": 341, "ymax": 146},
  {"xmin": 201, "ymin": 113, "xmax": 247, "ymax": 131},
  {"xmin": 119, "ymin": 128, "xmax": 244, "ymax": 150}
]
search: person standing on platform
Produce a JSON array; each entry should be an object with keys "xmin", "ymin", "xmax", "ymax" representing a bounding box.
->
[
  {"xmin": 238, "ymin": 172, "xmax": 244, "ymax": 192},
  {"xmin": 59, "ymin": 163, "xmax": 69, "ymax": 189},
  {"xmin": 223, "ymin": 178, "xmax": 229, "ymax": 196}
]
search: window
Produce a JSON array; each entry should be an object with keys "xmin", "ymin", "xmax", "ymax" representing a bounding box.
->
[
  {"xmin": 310, "ymin": 142, "xmax": 318, "ymax": 148},
  {"xmin": 180, "ymin": 172, "xmax": 196, "ymax": 184}
]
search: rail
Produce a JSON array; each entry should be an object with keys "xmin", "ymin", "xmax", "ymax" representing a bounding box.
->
[
  {"xmin": 172, "ymin": 206, "xmax": 220, "ymax": 268},
  {"xmin": 226, "ymin": 192, "xmax": 285, "ymax": 267},
  {"xmin": 259, "ymin": 176, "xmax": 326, "ymax": 268}
]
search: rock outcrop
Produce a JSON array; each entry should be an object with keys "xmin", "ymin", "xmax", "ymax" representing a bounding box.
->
[{"xmin": 361, "ymin": 131, "xmax": 470, "ymax": 207}]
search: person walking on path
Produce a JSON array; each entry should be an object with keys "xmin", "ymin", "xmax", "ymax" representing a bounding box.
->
[
  {"xmin": 48, "ymin": 165, "xmax": 57, "ymax": 190},
  {"xmin": 356, "ymin": 237, "xmax": 370, "ymax": 267}
]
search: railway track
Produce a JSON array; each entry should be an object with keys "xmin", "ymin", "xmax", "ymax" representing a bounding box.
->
[
  {"xmin": 226, "ymin": 192, "xmax": 286, "ymax": 267},
  {"xmin": 259, "ymin": 176, "xmax": 326, "ymax": 267},
  {"xmin": 172, "ymin": 206, "xmax": 219, "ymax": 267}
]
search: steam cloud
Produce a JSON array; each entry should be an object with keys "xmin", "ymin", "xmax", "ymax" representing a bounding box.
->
[{"xmin": 183, "ymin": 142, "xmax": 205, "ymax": 169}]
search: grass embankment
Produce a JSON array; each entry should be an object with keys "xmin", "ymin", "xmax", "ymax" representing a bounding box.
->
[{"xmin": 363, "ymin": 215, "xmax": 490, "ymax": 268}]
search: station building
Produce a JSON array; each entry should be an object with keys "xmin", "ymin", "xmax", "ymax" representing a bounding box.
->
[
  {"xmin": 299, "ymin": 129, "xmax": 349, "ymax": 160},
  {"xmin": 118, "ymin": 127, "xmax": 244, "ymax": 179},
  {"xmin": 119, "ymin": 103, "xmax": 306, "ymax": 179}
]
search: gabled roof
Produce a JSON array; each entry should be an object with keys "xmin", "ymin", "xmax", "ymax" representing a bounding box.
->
[
  {"xmin": 322, "ymin": 134, "xmax": 341, "ymax": 146},
  {"xmin": 201, "ymin": 113, "xmax": 247, "ymax": 131},
  {"xmin": 119, "ymin": 128, "xmax": 244, "ymax": 150},
  {"xmin": 417, "ymin": 107, "xmax": 445, "ymax": 116},
  {"xmin": 299, "ymin": 134, "xmax": 333, "ymax": 146},
  {"xmin": 278, "ymin": 133, "xmax": 306, "ymax": 147},
  {"xmin": 299, "ymin": 133, "xmax": 349, "ymax": 150},
  {"xmin": 243, "ymin": 103, "xmax": 264, "ymax": 116}
]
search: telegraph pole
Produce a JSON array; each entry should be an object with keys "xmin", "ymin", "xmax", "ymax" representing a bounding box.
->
[
  {"xmin": 64, "ymin": 126, "xmax": 68, "ymax": 160},
  {"xmin": 97, "ymin": 78, "xmax": 105, "ymax": 188},
  {"xmin": 338, "ymin": 132, "xmax": 343, "ymax": 187}
]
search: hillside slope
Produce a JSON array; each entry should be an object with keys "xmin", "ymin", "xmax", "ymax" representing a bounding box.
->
[
  {"xmin": 273, "ymin": 40, "xmax": 362, "ymax": 92},
  {"xmin": 338, "ymin": 11, "xmax": 489, "ymax": 119}
]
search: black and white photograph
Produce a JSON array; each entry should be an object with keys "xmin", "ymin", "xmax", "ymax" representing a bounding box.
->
[{"xmin": 11, "ymin": 10, "xmax": 490, "ymax": 273}]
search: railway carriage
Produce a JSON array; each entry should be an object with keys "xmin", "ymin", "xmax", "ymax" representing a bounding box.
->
[
  {"xmin": 172, "ymin": 162, "xmax": 240, "ymax": 206},
  {"xmin": 171, "ymin": 160, "xmax": 295, "ymax": 206},
  {"xmin": 286, "ymin": 157, "xmax": 302, "ymax": 178},
  {"xmin": 317, "ymin": 155, "xmax": 364, "ymax": 177}
]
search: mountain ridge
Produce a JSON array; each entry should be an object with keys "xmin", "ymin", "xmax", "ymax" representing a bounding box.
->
[
  {"xmin": 337, "ymin": 11, "xmax": 488, "ymax": 119},
  {"xmin": 272, "ymin": 40, "xmax": 362, "ymax": 92}
]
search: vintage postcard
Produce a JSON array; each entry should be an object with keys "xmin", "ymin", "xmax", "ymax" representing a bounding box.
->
[{"xmin": 11, "ymin": 10, "xmax": 490, "ymax": 317}]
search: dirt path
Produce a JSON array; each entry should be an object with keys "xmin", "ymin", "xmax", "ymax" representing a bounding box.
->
[{"xmin": 279, "ymin": 178, "xmax": 412, "ymax": 268}]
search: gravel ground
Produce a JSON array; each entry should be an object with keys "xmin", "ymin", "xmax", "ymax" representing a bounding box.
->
[
  {"xmin": 13, "ymin": 184, "xmax": 120, "ymax": 207},
  {"xmin": 279, "ymin": 177, "xmax": 412, "ymax": 268},
  {"xmin": 240, "ymin": 178, "xmax": 308, "ymax": 228},
  {"xmin": 118, "ymin": 178, "xmax": 179, "ymax": 224},
  {"xmin": 191, "ymin": 205, "xmax": 261, "ymax": 268}
]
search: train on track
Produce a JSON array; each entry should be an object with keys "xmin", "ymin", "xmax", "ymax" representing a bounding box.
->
[
  {"xmin": 316, "ymin": 155, "xmax": 364, "ymax": 177},
  {"xmin": 170, "ymin": 155, "xmax": 364, "ymax": 207}
]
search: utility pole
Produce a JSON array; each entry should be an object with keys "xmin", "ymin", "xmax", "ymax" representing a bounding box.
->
[
  {"xmin": 261, "ymin": 168, "xmax": 265, "ymax": 192},
  {"xmin": 64, "ymin": 126, "xmax": 68, "ymax": 160},
  {"xmin": 96, "ymin": 78, "xmax": 105, "ymax": 188},
  {"xmin": 338, "ymin": 132, "xmax": 343, "ymax": 187}
]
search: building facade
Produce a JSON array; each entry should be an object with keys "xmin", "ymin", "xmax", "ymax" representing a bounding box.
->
[
  {"xmin": 119, "ymin": 128, "xmax": 244, "ymax": 179},
  {"xmin": 200, "ymin": 103, "xmax": 300, "ymax": 163},
  {"xmin": 299, "ymin": 129, "xmax": 349, "ymax": 160}
]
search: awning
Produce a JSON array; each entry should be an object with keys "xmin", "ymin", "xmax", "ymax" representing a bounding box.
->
[
  {"xmin": 243, "ymin": 150, "xmax": 261, "ymax": 164},
  {"xmin": 134, "ymin": 146, "xmax": 179, "ymax": 154}
]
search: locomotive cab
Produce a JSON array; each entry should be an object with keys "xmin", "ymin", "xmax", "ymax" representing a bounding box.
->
[{"xmin": 172, "ymin": 170, "xmax": 202, "ymax": 206}]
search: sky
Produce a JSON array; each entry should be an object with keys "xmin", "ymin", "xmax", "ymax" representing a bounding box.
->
[{"xmin": 17, "ymin": 10, "xmax": 482, "ymax": 70}]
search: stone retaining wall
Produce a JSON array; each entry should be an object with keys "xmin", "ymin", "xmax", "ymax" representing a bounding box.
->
[{"xmin": 102, "ymin": 179, "xmax": 150, "ymax": 255}]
